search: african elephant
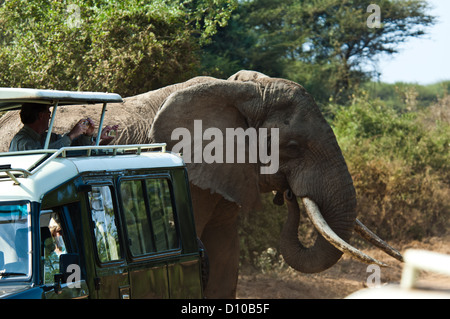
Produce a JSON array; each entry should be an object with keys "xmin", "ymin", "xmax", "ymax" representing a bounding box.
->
[
  {"xmin": 0, "ymin": 70, "xmax": 402, "ymax": 299},
  {"xmin": 149, "ymin": 70, "xmax": 403, "ymax": 298}
]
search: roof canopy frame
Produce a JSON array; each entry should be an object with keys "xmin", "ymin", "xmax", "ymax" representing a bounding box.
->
[{"xmin": 0, "ymin": 88, "xmax": 123, "ymax": 150}]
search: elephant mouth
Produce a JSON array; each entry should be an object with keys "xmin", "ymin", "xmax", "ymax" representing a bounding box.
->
[{"xmin": 276, "ymin": 190, "xmax": 404, "ymax": 267}]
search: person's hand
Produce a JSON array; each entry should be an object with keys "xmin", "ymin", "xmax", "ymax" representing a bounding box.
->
[
  {"xmin": 84, "ymin": 118, "xmax": 96, "ymax": 137},
  {"xmin": 68, "ymin": 119, "xmax": 89, "ymax": 141},
  {"xmin": 99, "ymin": 125, "xmax": 119, "ymax": 145}
]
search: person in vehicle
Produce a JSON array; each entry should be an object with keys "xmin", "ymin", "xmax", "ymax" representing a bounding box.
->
[
  {"xmin": 9, "ymin": 103, "xmax": 118, "ymax": 151},
  {"xmin": 43, "ymin": 216, "xmax": 67, "ymax": 283}
]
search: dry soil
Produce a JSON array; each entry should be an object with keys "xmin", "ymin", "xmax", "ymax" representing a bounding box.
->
[{"xmin": 237, "ymin": 235, "xmax": 450, "ymax": 299}]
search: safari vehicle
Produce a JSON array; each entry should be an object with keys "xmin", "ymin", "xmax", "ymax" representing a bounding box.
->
[{"xmin": 0, "ymin": 88, "xmax": 205, "ymax": 299}]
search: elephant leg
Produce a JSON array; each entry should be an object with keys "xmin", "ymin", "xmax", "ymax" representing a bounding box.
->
[
  {"xmin": 201, "ymin": 198, "xmax": 240, "ymax": 299},
  {"xmin": 190, "ymin": 185, "xmax": 222, "ymax": 237}
]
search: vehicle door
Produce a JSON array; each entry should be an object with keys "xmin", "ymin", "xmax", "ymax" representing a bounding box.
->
[
  {"xmin": 164, "ymin": 169, "xmax": 203, "ymax": 298},
  {"xmin": 118, "ymin": 175, "xmax": 177, "ymax": 298},
  {"xmin": 39, "ymin": 206, "xmax": 89, "ymax": 299},
  {"xmin": 84, "ymin": 181, "xmax": 130, "ymax": 299}
]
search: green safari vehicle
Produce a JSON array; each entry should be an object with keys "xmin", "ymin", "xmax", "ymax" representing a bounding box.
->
[{"xmin": 0, "ymin": 88, "xmax": 206, "ymax": 299}]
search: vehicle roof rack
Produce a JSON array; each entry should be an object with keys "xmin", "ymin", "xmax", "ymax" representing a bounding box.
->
[
  {"xmin": 0, "ymin": 88, "xmax": 123, "ymax": 112},
  {"xmin": 0, "ymin": 87, "xmax": 123, "ymax": 148},
  {"xmin": 0, "ymin": 143, "xmax": 167, "ymax": 185}
]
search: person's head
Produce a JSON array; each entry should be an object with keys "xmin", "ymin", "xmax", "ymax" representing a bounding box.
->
[{"xmin": 20, "ymin": 103, "xmax": 51, "ymax": 134}]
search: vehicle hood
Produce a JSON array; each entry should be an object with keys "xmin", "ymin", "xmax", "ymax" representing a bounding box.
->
[{"xmin": 0, "ymin": 283, "xmax": 34, "ymax": 298}]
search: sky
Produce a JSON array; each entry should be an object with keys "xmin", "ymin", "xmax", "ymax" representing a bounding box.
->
[{"xmin": 376, "ymin": 0, "xmax": 450, "ymax": 84}]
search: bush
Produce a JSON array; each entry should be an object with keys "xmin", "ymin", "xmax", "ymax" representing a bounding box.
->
[
  {"xmin": 330, "ymin": 96, "xmax": 449, "ymax": 241},
  {"xmin": 0, "ymin": 0, "xmax": 236, "ymax": 96}
]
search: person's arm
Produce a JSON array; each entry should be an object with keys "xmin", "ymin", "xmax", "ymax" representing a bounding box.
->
[
  {"xmin": 70, "ymin": 134, "xmax": 93, "ymax": 146},
  {"xmin": 47, "ymin": 134, "xmax": 72, "ymax": 149},
  {"xmin": 9, "ymin": 136, "xmax": 42, "ymax": 152}
]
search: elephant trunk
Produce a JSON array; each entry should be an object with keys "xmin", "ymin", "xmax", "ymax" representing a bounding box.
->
[
  {"xmin": 280, "ymin": 166, "xmax": 357, "ymax": 272},
  {"xmin": 280, "ymin": 193, "xmax": 342, "ymax": 273},
  {"xmin": 279, "ymin": 138, "xmax": 383, "ymax": 272},
  {"xmin": 280, "ymin": 192, "xmax": 352, "ymax": 273},
  {"xmin": 280, "ymin": 150, "xmax": 392, "ymax": 271}
]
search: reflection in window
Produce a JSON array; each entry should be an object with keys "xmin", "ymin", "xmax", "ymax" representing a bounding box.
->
[
  {"xmin": 88, "ymin": 186, "xmax": 121, "ymax": 262},
  {"xmin": 146, "ymin": 179, "xmax": 178, "ymax": 251},
  {"xmin": 0, "ymin": 203, "xmax": 30, "ymax": 279},
  {"xmin": 120, "ymin": 178, "xmax": 178, "ymax": 257},
  {"xmin": 40, "ymin": 211, "xmax": 67, "ymax": 284},
  {"xmin": 121, "ymin": 180, "xmax": 154, "ymax": 255}
]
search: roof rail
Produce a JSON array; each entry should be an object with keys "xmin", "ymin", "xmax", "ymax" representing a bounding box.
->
[{"xmin": 0, "ymin": 143, "xmax": 167, "ymax": 185}]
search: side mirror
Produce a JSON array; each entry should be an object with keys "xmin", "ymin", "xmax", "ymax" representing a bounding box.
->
[
  {"xmin": 60, "ymin": 253, "xmax": 80, "ymax": 283},
  {"xmin": 54, "ymin": 253, "xmax": 80, "ymax": 294}
]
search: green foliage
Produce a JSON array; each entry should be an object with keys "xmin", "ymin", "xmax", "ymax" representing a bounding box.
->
[
  {"xmin": 201, "ymin": 0, "xmax": 435, "ymax": 103},
  {"xmin": 330, "ymin": 94, "xmax": 449, "ymax": 241},
  {"xmin": 362, "ymin": 81, "xmax": 450, "ymax": 111},
  {"xmin": 0, "ymin": 0, "xmax": 236, "ymax": 95}
]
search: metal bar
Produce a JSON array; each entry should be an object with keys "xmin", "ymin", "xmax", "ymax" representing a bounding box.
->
[
  {"xmin": 1, "ymin": 143, "xmax": 168, "ymax": 180},
  {"xmin": 0, "ymin": 149, "xmax": 57, "ymax": 157},
  {"xmin": 5, "ymin": 171, "xmax": 21, "ymax": 185},
  {"xmin": 44, "ymin": 102, "xmax": 59, "ymax": 149},
  {"xmin": 0, "ymin": 168, "xmax": 32, "ymax": 176},
  {"xmin": 95, "ymin": 102, "xmax": 108, "ymax": 146}
]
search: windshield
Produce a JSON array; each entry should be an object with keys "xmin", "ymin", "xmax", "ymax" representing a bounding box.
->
[{"xmin": 0, "ymin": 203, "xmax": 31, "ymax": 280}]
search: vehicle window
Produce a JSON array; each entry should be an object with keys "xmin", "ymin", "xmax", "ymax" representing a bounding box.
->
[
  {"xmin": 40, "ymin": 210, "xmax": 68, "ymax": 284},
  {"xmin": 121, "ymin": 180, "xmax": 155, "ymax": 255},
  {"xmin": 0, "ymin": 203, "xmax": 30, "ymax": 280},
  {"xmin": 88, "ymin": 186, "xmax": 121, "ymax": 263},
  {"xmin": 146, "ymin": 179, "xmax": 178, "ymax": 251},
  {"xmin": 120, "ymin": 178, "xmax": 178, "ymax": 257}
]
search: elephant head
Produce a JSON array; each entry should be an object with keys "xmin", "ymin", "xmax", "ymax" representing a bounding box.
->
[{"xmin": 149, "ymin": 70, "xmax": 402, "ymax": 274}]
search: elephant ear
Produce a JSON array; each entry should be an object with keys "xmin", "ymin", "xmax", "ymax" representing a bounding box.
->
[{"xmin": 149, "ymin": 80, "xmax": 263, "ymax": 210}]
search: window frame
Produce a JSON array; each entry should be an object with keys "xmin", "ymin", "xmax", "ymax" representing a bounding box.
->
[
  {"xmin": 117, "ymin": 173, "xmax": 181, "ymax": 261},
  {"xmin": 84, "ymin": 181, "xmax": 125, "ymax": 267},
  {"xmin": 39, "ymin": 208, "xmax": 71, "ymax": 285},
  {"xmin": 0, "ymin": 201, "xmax": 32, "ymax": 282}
]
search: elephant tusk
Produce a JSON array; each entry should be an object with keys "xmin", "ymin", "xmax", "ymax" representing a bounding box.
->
[
  {"xmin": 354, "ymin": 219, "xmax": 404, "ymax": 262},
  {"xmin": 302, "ymin": 197, "xmax": 388, "ymax": 267}
]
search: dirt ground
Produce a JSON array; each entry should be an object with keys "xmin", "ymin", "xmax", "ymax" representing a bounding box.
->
[{"xmin": 236, "ymin": 235, "xmax": 450, "ymax": 299}]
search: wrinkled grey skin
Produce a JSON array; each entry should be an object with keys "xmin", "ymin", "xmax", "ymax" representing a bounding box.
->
[
  {"xmin": 0, "ymin": 71, "xmax": 356, "ymax": 299},
  {"xmin": 150, "ymin": 71, "xmax": 357, "ymax": 298}
]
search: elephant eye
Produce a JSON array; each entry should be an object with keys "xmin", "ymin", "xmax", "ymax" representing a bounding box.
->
[
  {"xmin": 287, "ymin": 140, "xmax": 299, "ymax": 149},
  {"xmin": 284, "ymin": 140, "xmax": 302, "ymax": 158}
]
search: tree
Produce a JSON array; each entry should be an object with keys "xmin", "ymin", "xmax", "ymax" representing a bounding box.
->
[
  {"xmin": 0, "ymin": 0, "xmax": 236, "ymax": 96},
  {"xmin": 202, "ymin": 0, "xmax": 435, "ymax": 102}
]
